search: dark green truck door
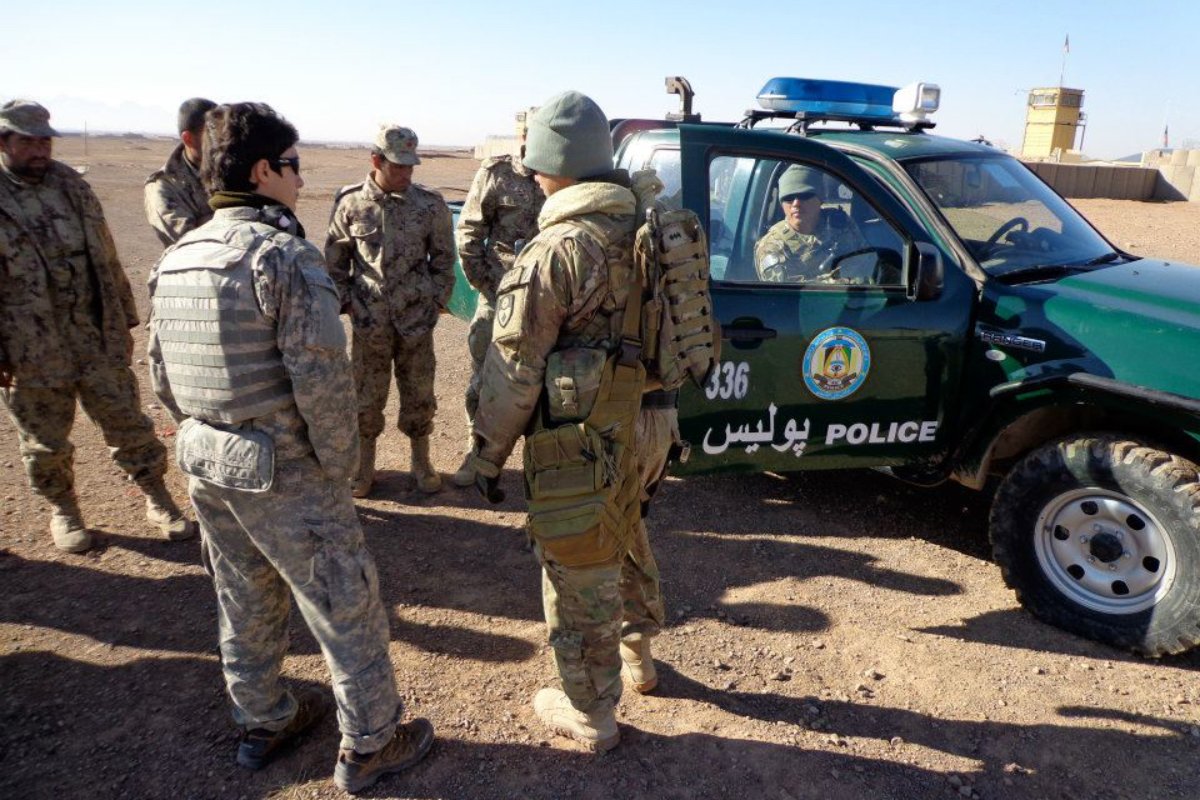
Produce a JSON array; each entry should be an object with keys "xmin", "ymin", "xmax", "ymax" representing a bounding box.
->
[{"xmin": 673, "ymin": 124, "xmax": 975, "ymax": 476}]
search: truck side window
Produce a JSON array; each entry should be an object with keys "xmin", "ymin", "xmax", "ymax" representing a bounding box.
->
[
  {"xmin": 709, "ymin": 155, "xmax": 905, "ymax": 287},
  {"xmin": 644, "ymin": 148, "xmax": 682, "ymax": 210}
]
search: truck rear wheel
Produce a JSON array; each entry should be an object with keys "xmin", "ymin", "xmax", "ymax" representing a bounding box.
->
[{"xmin": 989, "ymin": 434, "xmax": 1200, "ymax": 656}]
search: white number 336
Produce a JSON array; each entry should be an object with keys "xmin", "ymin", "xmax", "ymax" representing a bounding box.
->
[{"xmin": 705, "ymin": 361, "xmax": 750, "ymax": 401}]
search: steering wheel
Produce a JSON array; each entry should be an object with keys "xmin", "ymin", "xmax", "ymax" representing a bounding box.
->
[{"xmin": 981, "ymin": 216, "xmax": 1030, "ymax": 258}]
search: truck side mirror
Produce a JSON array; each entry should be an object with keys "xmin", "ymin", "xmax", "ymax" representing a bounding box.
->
[{"xmin": 910, "ymin": 242, "xmax": 944, "ymax": 301}]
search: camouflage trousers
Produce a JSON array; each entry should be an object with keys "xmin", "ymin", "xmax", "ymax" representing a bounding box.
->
[
  {"xmin": 352, "ymin": 326, "xmax": 436, "ymax": 440},
  {"xmin": 190, "ymin": 454, "xmax": 400, "ymax": 752},
  {"xmin": 0, "ymin": 366, "xmax": 167, "ymax": 507},
  {"xmin": 536, "ymin": 406, "xmax": 676, "ymax": 714},
  {"xmin": 621, "ymin": 406, "xmax": 678, "ymax": 641},
  {"xmin": 463, "ymin": 295, "xmax": 495, "ymax": 429}
]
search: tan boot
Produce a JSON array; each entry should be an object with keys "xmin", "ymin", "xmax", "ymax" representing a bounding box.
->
[
  {"xmin": 49, "ymin": 499, "xmax": 92, "ymax": 554},
  {"xmin": 410, "ymin": 435, "xmax": 442, "ymax": 494},
  {"xmin": 620, "ymin": 637, "xmax": 658, "ymax": 694},
  {"xmin": 352, "ymin": 437, "xmax": 377, "ymax": 498},
  {"xmin": 451, "ymin": 437, "xmax": 476, "ymax": 488},
  {"xmin": 533, "ymin": 688, "xmax": 619, "ymax": 752},
  {"xmin": 143, "ymin": 480, "xmax": 197, "ymax": 541}
]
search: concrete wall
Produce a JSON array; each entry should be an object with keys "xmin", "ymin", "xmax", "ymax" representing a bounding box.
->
[
  {"xmin": 1023, "ymin": 162, "xmax": 1159, "ymax": 200},
  {"xmin": 1141, "ymin": 149, "xmax": 1200, "ymax": 202}
]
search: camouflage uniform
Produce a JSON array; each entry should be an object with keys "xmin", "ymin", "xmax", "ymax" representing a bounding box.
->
[
  {"xmin": 621, "ymin": 402, "xmax": 678, "ymax": 644},
  {"xmin": 144, "ymin": 142, "xmax": 211, "ymax": 247},
  {"xmin": 325, "ymin": 176, "xmax": 455, "ymax": 441},
  {"xmin": 475, "ymin": 180, "xmax": 640, "ymax": 714},
  {"xmin": 754, "ymin": 216, "xmax": 867, "ymax": 283},
  {"xmin": 455, "ymin": 155, "xmax": 543, "ymax": 429},
  {"xmin": 148, "ymin": 205, "xmax": 401, "ymax": 753},
  {"xmin": 0, "ymin": 159, "xmax": 170, "ymax": 521}
]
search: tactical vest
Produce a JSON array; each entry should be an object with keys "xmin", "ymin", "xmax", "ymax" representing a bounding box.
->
[
  {"xmin": 152, "ymin": 221, "xmax": 294, "ymax": 424},
  {"xmin": 523, "ymin": 216, "xmax": 647, "ymax": 568}
]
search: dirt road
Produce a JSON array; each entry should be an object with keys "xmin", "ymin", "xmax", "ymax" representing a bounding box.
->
[{"xmin": 2, "ymin": 136, "xmax": 1199, "ymax": 800}]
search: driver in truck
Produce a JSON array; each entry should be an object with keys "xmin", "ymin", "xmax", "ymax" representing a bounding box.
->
[{"xmin": 754, "ymin": 164, "xmax": 867, "ymax": 283}]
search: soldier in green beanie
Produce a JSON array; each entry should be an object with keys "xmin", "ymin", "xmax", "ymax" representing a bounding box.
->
[
  {"xmin": 754, "ymin": 163, "xmax": 867, "ymax": 282},
  {"xmin": 469, "ymin": 90, "xmax": 662, "ymax": 751}
]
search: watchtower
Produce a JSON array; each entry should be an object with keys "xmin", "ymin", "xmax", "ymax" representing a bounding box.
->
[{"xmin": 1021, "ymin": 87, "xmax": 1085, "ymax": 160}]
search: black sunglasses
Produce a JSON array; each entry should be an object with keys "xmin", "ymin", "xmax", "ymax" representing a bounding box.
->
[
  {"xmin": 781, "ymin": 191, "xmax": 816, "ymax": 204},
  {"xmin": 273, "ymin": 155, "xmax": 301, "ymax": 174}
]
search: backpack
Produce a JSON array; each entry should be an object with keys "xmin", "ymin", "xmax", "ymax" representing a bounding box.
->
[{"xmin": 634, "ymin": 203, "xmax": 720, "ymax": 391}]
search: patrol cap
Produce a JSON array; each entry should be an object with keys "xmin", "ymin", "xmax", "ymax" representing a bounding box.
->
[
  {"xmin": 522, "ymin": 91, "xmax": 613, "ymax": 179},
  {"xmin": 374, "ymin": 124, "xmax": 421, "ymax": 165},
  {"xmin": 778, "ymin": 165, "xmax": 821, "ymax": 200},
  {"xmin": 0, "ymin": 99, "xmax": 58, "ymax": 137}
]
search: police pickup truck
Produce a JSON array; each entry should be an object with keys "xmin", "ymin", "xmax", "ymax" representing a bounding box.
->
[{"xmin": 448, "ymin": 77, "xmax": 1200, "ymax": 658}]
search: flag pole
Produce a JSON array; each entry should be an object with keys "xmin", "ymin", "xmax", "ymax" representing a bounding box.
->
[{"xmin": 1059, "ymin": 34, "xmax": 1069, "ymax": 87}]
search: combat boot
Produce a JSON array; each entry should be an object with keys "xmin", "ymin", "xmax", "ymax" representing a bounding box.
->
[
  {"xmin": 352, "ymin": 437, "xmax": 377, "ymax": 498},
  {"xmin": 620, "ymin": 637, "xmax": 658, "ymax": 694},
  {"xmin": 410, "ymin": 435, "xmax": 442, "ymax": 494},
  {"xmin": 48, "ymin": 498, "xmax": 92, "ymax": 554},
  {"xmin": 533, "ymin": 688, "xmax": 620, "ymax": 752},
  {"xmin": 334, "ymin": 718, "xmax": 435, "ymax": 794},
  {"xmin": 237, "ymin": 687, "xmax": 331, "ymax": 770},
  {"xmin": 142, "ymin": 479, "xmax": 197, "ymax": 541},
  {"xmin": 451, "ymin": 437, "xmax": 476, "ymax": 488}
]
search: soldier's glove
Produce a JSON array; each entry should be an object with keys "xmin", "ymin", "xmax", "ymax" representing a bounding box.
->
[{"xmin": 470, "ymin": 455, "xmax": 505, "ymax": 504}]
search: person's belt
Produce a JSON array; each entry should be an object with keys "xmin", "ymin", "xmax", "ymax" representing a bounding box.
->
[{"xmin": 642, "ymin": 389, "xmax": 679, "ymax": 409}]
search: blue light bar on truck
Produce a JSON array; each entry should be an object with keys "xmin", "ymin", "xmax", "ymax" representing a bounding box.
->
[
  {"xmin": 757, "ymin": 78, "xmax": 899, "ymax": 118},
  {"xmin": 756, "ymin": 78, "xmax": 941, "ymax": 124}
]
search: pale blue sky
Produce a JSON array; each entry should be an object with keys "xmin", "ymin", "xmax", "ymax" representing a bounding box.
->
[{"xmin": 4, "ymin": 0, "xmax": 1196, "ymax": 159}]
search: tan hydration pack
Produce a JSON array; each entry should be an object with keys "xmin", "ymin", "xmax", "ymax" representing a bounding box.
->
[{"xmin": 636, "ymin": 207, "xmax": 720, "ymax": 391}]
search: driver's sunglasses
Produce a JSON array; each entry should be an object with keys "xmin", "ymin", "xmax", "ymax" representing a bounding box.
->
[
  {"xmin": 782, "ymin": 192, "xmax": 817, "ymax": 204},
  {"xmin": 274, "ymin": 155, "xmax": 301, "ymax": 174}
]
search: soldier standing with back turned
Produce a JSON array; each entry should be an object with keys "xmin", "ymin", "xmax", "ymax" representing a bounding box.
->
[
  {"xmin": 452, "ymin": 108, "xmax": 544, "ymax": 487},
  {"xmin": 469, "ymin": 91, "xmax": 648, "ymax": 752},
  {"xmin": 0, "ymin": 99, "xmax": 195, "ymax": 553},
  {"xmin": 325, "ymin": 125, "xmax": 455, "ymax": 498}
]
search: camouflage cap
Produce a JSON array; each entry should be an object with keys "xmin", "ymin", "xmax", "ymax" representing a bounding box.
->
[
  {"xmin": 375, "ymin": 124, "xmax": 420, "ymax": 166},
  {"xmin": 778, "ymin": 165, "xmax": 821, "ymax": 200},
  {"xmin": 0, "ymin": 99, "xmax": 58, "ymax": 137}
]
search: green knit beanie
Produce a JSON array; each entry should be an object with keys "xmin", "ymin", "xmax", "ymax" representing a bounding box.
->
[
  {"xmin": 777, "ymin": 165, "xmax": 822, "ymax": 200},
  {"xmin": 522, "ymin": 91, "xmax": 613, "ymax": 179}
]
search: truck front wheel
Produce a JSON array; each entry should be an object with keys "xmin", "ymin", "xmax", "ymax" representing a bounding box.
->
[{"xmin": 990, "ymin": 434, "xmax": 1200, "ymax": 656}]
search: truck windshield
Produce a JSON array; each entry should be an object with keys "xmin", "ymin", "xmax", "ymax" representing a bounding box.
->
[{"xmin": 904, "ymin": 155, "xmax": 1118, "ymax": 275}]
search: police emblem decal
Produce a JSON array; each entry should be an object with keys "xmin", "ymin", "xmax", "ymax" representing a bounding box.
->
[
  {"xmin": 802, "ymin": 327, "xmax": 871, "ymax": 401},
  {"xmin": 497, "ymin": 293, "xmax": 515, "ymax": 327}
]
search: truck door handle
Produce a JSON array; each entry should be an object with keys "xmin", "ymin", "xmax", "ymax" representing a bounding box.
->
[{"xmin": 726, "ymin": 326, "xmax": 777, "ymax": 343}]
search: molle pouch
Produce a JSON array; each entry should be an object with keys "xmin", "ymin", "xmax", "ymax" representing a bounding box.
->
[
  {"xmin": 544, "ymin": 347, "xmax": 606, "ymax": 423},
  {"xmin": 176, "ymin": 417, "xmax": 275, "ymax": 492},
  {"xmin": 523, "ymin": 420, "xmax": 623, "ymax": 568}
]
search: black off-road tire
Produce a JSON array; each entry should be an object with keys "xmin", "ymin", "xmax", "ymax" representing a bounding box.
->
[{"xmin": 989, "ymin": 434, "xmax": 1200, "ymax": 656}]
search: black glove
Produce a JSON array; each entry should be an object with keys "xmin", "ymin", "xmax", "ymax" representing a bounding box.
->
[
  {"xmin": 476, "ymin": 472, "xmax": 505, "ymax": 505},
  {"xmin": 470, "ymin": 454, "xmax": 505, "ymax": 504}
]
